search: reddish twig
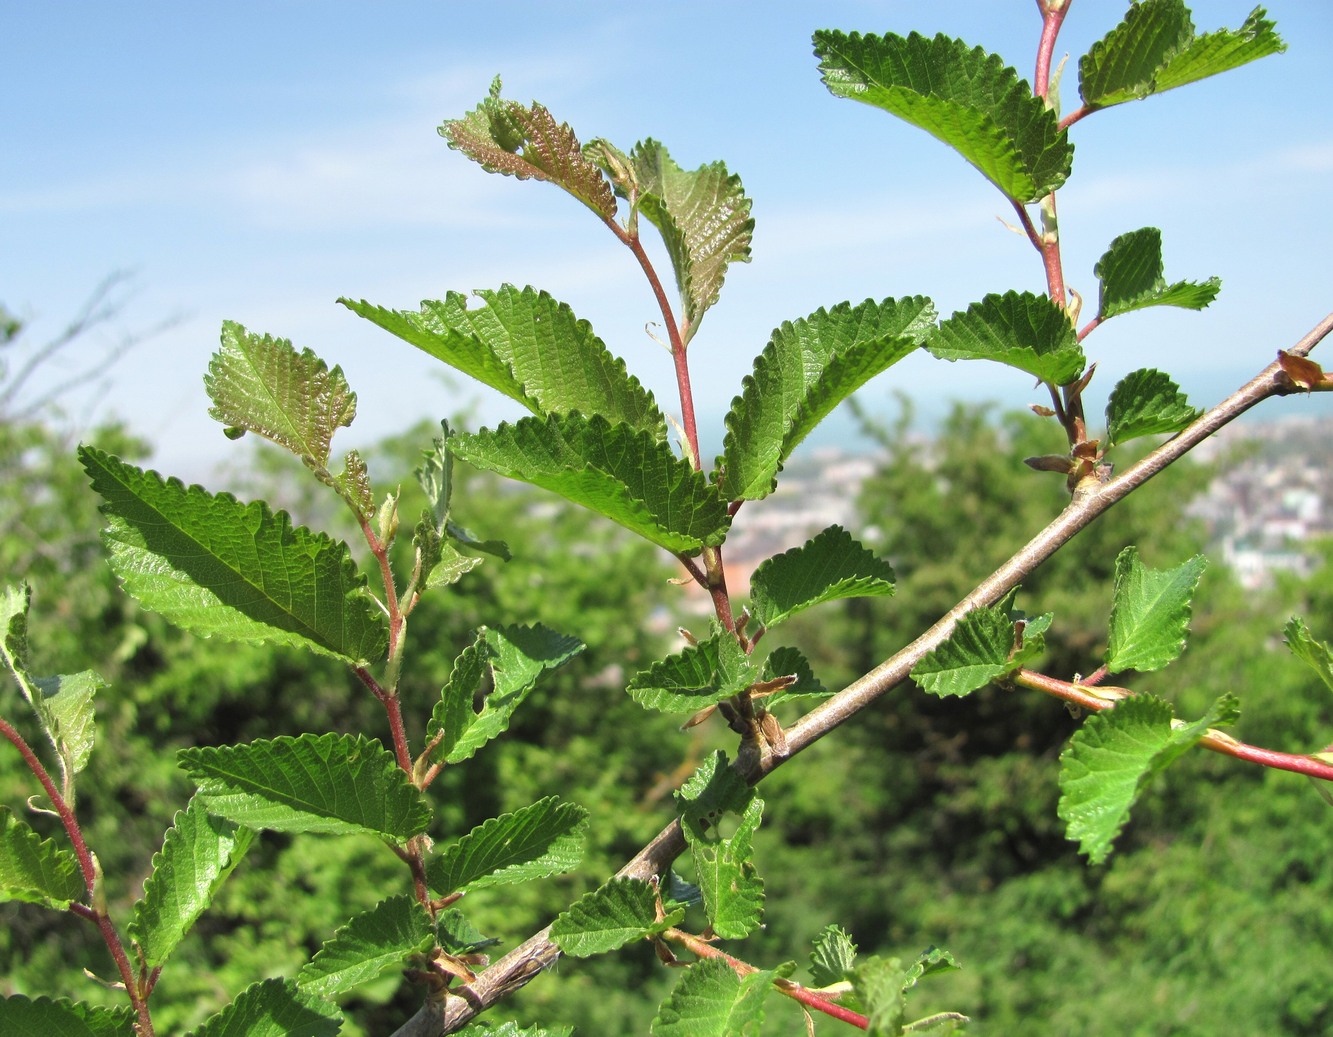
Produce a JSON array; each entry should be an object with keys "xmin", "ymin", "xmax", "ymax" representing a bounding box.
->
[
  {"xmin": 1014, "ymin": 669, "xmax": 1333, "ymax": 782},
  {"xmin": 663, "ymin": 927, "xmax": 870, "ymax": 1028}
]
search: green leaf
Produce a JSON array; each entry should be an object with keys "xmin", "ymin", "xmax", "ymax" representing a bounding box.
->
[
  {"xmin": 416, "ymin": 420, "xmax": 454, "ymax": 530},
  {"xmin": 428, "ymin": 796, "xmax": 588, "ymax": 896},
  {"xmin": 810, "ymin": 924, "xmax": 858, "ymax": 988},
  {"xmin": 80, "ymin": 448, "xmax": 388, "ymax": 665},
  {"xmin": 675, "ymin": 752, "xmax": 764, "ymax": 940},
  {"xmin": 453, "ymin": 1025, "xmax": 572, "ymax": 1037},
  {"xmin": 296, "ymin": 895, "xmax": 435, "ymax": 999},
  {"xmin": 626, "ymin": 139, "xmax": 753, "ymax": 338},
  {"xmin": 550, "ymin": 877, "xmax": 683, "ymax": 957},
  {"xmin": 0, "ymin": 806, "xmax": 85, "ymax": 908},
  {"xmin": 334, "ymin": 450, "xmax": 374, "ymax": 520},
  {"xmin": 1058, "ymin": 693, "xmax": 1239, "ymax": 863},
  {"xmin": 450, "ymin": 414, "xmax": 729, "ymax": 553},
  {"xmin": 1104, "ymin": 369, "xmax": 1202, "ymax": 447},
  {"xmin": 814, "ymin": 30, "xmax": 1073, "ymax": 203},
  {"xmin": 911, "ymin": 605, "xmax": 1019, "ymax": 698},
  {"xmin": 718, "ymin": 297, "xmax": 934, "ymax": 500},
  {"xmin": 178, "ymin": 733, "xmax": 430, "ymax": 840},
  {"xmin": 427, "ymin": 624, "xmax": 584, "ymax": 765},
  {"xmin": 627, "ymin": 633, "xmax": 757, "ymax": 714},
  {"xmin": 749, "ymin": 525, "xmax": 894, "ymax": 630},
  {"xmin": 0, "ymin": 995, "xmax": 135, "ymax": 1037},
  {"xmin": 1095, "ymin": 228, "xmax": 1221, "ymax": 320},
  {"xmin": 928, "ymin": 292, "xmax": 1084, "ymax": 386},
  {"xmin": 341, "ymin": 287, "xmax": 664, "ymax": 436},
  {"xmin": 652, "ymin": 957, "xmax": 790, "ymax": 1037},
  {"xmin": 1, "ymin": 584, "xmax": 101, "ymax": 787},
  {"xmin": 204, "ymin": 322, "xmax": 357, "ymax": 470},
  {"xmin": 189, "ymin": 978, "xmax": 341, "ymax": 1037},
  {"xmin": 1284, "ymin": 617, "xmax": 1333, "ymax": 696},
  {"xmin": 1105, "ymin": 547, "xmax": 1207, "ymax": 674},
  {"xmin": 436, "ymin": 909, "xmax": 496, "ymax": 957},
  {"xmin": 130, "ymin": 796, "xmax": 254, "ymax": 969},
  {"xmin": 759, "ymin": 645, "xmax": 829, "ymax": 709},
  {"xmin": 1079, "ymin": 2, "xmax": 1284, "ymax": 110},
  {"xmin": 441, "ymin": 76, "xmax": 617, "ymax": 219}
]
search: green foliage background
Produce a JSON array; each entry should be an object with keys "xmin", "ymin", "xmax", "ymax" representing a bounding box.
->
[{"xmin": 3, "ymin": 400, "xmax": 1330, "ymax": 1034}]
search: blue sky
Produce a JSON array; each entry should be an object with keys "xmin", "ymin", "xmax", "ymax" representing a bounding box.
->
[{"xmin": 4, "ymin": 2, "xmax": 1331, "ymax": 478}]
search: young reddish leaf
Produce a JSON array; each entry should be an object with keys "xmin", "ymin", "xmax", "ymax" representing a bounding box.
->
[
  {"xmin": 1277, "ymin": 350, "xmax": 1326, "ymax": 390},
  {"xmin": 1105, "ymin": 547, "xmax": 1207, "ymax": 674},
  {"xmin": 1080, "ymin": 2, "xmax": 1284, "ymax": 110},
  {"xmin": 815, "ymin": 30, "xmax": 1073, "ymax": 203},
  {"xmin": 929, "ymin": 292, "xmax": 1084, "ymax": 386},
  {"xmin": 441, "ymin": 77, "xmax": 616, "ymax": 220},
  {"xmin": 204, "ymin": 322, "xmax": 357, "ymax": 471}
]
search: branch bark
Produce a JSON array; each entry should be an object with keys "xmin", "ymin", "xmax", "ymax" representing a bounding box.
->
[{"xmin": 394, "ymin": 311, "xmax": 1333, "ymax": 1035}]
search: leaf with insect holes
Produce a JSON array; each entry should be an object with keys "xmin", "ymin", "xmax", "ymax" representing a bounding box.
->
[
  {"xmin": 749, "ymin": 525, "xmax": 894, "ymax": 630},
  {"xmin": 441, "ymin": 77, "xmax": 616, "ymax": 219},
  {"xmin": 1106, "ymin": 547, "xmax": 1207, "ymax": 674},
  {"xmin": 1079, "ymin": 2, "xmax": 1284, "ymax": 110},
  {"xmin": 814, "ymin": 30, "xmax": 1073, "ymax": 203},
  {"xmin": 450, "ymin": 413, "xmax": 730, "ymax": 553},
  {"xmin": 1284, "ymin": 617, "xmax": 1333, "ymax": 697},
  {"xmin": 427, "ymin": 796, "xmax": 588, "ymax": 896},
  {"xmin": 342, "ymin": 287, "xmax": 664, "ymax": 437},
  {"xmin": 204, "ymin": 322, "xmax": 356, "ymax": 469},
  {"xmin": 178, "ymin": 733, "xmax": 430, "ymax": 840},
  {"xmin": 190, "ymin": 978, "xmax": 340, "ymax": 1037},
  {"xmin": 626, "ymin": 139, "xmax": 753, "ymax": 339},
  {"xmin": 80, "ymin": 448, "xmax": 388, "ymax": 665},
  {"xmin": 130, "ymin": 797, "xmax": 254, "ymax": 969},
  {"xmin": 652, "ymin": 957, "xmax": 793, "ymax": 1037},
  {"xmin": 0, "ymin": 807, "xmax": 85, "ymax": 909},
  {"xmin": 1105, "ymin": 369, "xmax": 1201, "ymax": 447},
  {"xmin": 1059, "ymin": 693, "xmax": 1239, "ymax": 863},
  {"xmin": 627, "ymin": 632, "xmax": 758, "ymax": 714},
  {"xmin": 1095, "ymin": 228, "xmax": 1220, "ymax": 320},
  {"xmin": 0, "ymin": 996, "xmax": 135, "ymax": 1037},
  {"xmin": 929, "ymin": 292, "xmax": 1083, "ymax": 386},
  {"xmin": 675, "ymin": 752, "xmax": 765, "ymax": 939},
  {"xmin": 719, "ymin": 297, "xmax": 934, "ymax": 501},
  {"xmin": 296, "ymin": 895, "xmax": 435, "ymax": 999},
  {"xmin": 550, "ymin": 877, "xmax": 683, "ymax": 958}
]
